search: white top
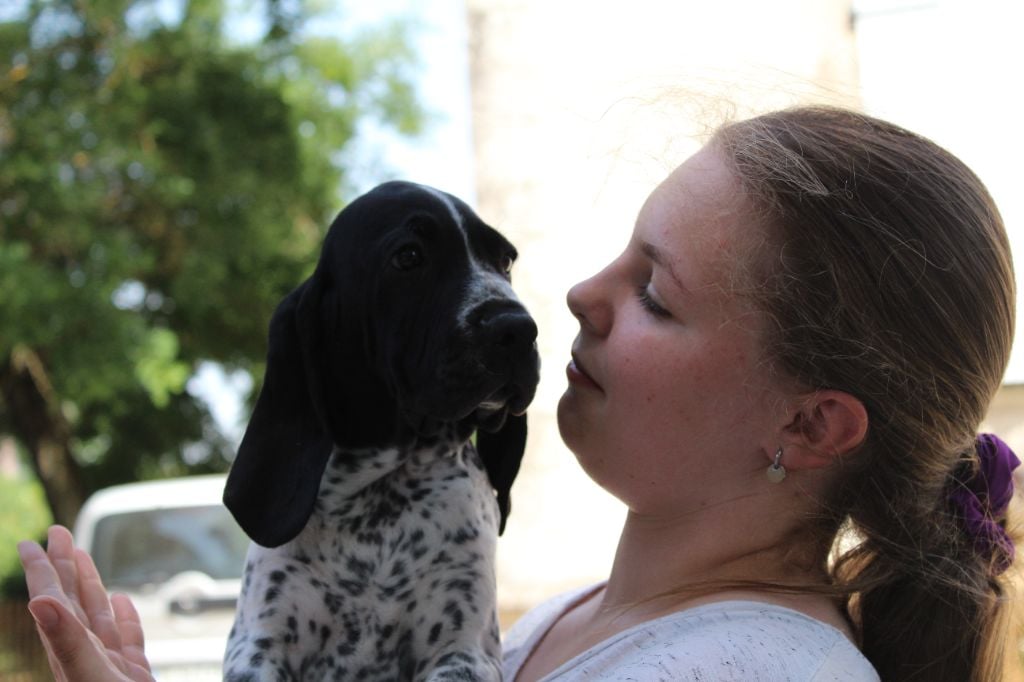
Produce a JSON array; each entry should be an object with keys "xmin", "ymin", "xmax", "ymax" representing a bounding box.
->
[{"xmin": 502, "ymin": 584, "xmax": 880, "ymax": 682}]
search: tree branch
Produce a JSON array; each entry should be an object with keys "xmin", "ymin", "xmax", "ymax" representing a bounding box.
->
[{"xmin": 0, "ymin": 346, "xmax": 86, "ymax": 528}]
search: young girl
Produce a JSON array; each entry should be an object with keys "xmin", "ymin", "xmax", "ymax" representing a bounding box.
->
[{"xmin": 19, "ymin": 106, "xmax": 1019, "ymax": 681}]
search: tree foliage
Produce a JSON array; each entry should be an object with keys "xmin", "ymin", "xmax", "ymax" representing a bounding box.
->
[{"xmin": 0, "ymin": 0, "xmax": 424, "ymax": 526}]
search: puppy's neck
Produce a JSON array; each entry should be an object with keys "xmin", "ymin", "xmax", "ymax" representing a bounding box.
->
[{"xmin": 313, "ymin": 431, "xmax": 473, "ymax": 508}]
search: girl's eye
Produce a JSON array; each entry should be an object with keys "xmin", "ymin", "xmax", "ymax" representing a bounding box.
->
[{"xmin": 636, "ymin": 285, "xmax": 671, "ymax": 318}]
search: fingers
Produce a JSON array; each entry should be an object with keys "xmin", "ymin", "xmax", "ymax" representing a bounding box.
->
[
  {"xmin": 19, "ymin": 538, "xmax": 72, "ymax": 609},
  {"xmin": 27, "ymin": 595, "xmax": 132, "ymax": 682},
  {"xmin": 19, "ymin": 536, "xmax": 78, "ymax": 682},
  {"xmin": 45, "ymin": 526, "xmax": 90, "ymax": 625},
  {"xmin": 27, "ymin": 595, "xmax": 72, "ymax": 682},
  {"xmin": 111, "ymin": 594, "xmax": 153, "ymax": 675},
  {"xmin": 46, "ymin": 526, "xmax": 79, "ymax": 599},
  {"xmin": 75, "ymin": 548, "xmax": 123, "ymax": 652},
  {"xmin": 20, "ymin": 527, "xmax": 155, "ymax": 682}
]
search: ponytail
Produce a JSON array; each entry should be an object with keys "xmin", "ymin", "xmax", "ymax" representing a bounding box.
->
[
  {"xmin": 715, "ymin": 106, "xmax": 1016, "ymax": 680},
  {"xmin": 835, "ymin": 435, "xmax": 1018, "ymax": 680}
]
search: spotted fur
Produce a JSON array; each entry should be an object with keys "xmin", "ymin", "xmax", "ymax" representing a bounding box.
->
[{"xmin": 222, "ymin": 182, "xmax": 540, "ymax": 681}]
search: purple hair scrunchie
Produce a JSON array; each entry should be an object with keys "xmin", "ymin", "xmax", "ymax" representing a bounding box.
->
[{"xmin": 948, "ymin": 433, "xmax": 1020, "ymax": 575}]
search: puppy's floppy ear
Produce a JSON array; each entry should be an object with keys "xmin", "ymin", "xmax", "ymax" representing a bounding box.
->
[
  {"xmin": 476, "ymin": 413, "xmax": 527, "ymax": 536},
  {"xmin": 223, "ymin": 279, "xmax": 334, "ymax": 548}
]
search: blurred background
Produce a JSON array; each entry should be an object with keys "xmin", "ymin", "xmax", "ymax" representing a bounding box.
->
[{"xmin": 2, "ymin": 0, "xmax": 1023, "ymax": 679}]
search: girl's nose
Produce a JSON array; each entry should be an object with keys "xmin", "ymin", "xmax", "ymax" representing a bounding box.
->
[{"xmin": 567, "ymin": 268, "xmax": 613, "ymax": 337}]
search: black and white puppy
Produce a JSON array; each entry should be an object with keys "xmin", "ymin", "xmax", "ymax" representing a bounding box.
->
[{"xmin": 222, "ymin": 181, "xmax": 540, "ymax": 681}]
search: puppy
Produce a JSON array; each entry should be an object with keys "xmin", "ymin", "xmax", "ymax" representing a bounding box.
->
[{"xmin": 222, "ymin": 181, "xmax": 540, "ymax": 681}]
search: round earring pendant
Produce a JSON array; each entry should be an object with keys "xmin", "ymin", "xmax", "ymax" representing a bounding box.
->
[{"xmin": 766, "ymin": 463, "xmax": 787, "ymax": 484}]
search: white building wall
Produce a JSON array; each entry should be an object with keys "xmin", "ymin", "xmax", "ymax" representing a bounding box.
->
[{"xmin": 853, "ymin": 0, "xmax": 1024, "ymax": 384}]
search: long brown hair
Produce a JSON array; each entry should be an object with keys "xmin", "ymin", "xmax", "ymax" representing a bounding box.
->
[{"xmin": 715, "ymin": 106, "xmax": 1016, "ymax": 681}]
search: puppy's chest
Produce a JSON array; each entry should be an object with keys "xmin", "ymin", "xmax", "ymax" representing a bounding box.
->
[
  {"xmin": 233, "ymin": 443, "xmax": 501, "ymax": 662},
  {"xmin": 274, "ymin": 442, "xmax": 499, "ymax": 598},
  {"xmin": 313, "ymin": 441, "xmax": 496, "ymax": 535}
]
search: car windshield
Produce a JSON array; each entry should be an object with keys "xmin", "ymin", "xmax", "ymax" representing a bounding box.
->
[{"xmin": 90, "ymin": 505, "xmax": 250, "ymax": 589}]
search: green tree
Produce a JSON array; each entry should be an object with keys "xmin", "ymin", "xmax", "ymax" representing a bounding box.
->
[{"xmin": 0, "ymin": 0, "xmax": 424, "ymax": 528}]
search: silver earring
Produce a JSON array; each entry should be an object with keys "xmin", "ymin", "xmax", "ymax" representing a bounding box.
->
[{"xmin": 766, "ymin": 447, "xmax": 786, "ymax": 483}]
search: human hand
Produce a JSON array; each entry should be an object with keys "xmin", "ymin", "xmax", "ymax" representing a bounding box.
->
[{"xmin": 17, "ymin": 525, "xmax": 155, "ymax": 682}]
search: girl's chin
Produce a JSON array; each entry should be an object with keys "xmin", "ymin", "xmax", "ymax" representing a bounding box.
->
[{"xmin": 556, "ymin": 391, "xmax": 590, "ymax": 450}]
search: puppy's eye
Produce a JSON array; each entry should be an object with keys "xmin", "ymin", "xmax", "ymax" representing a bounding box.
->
[
  {"xmin": 391, "ymin": 245, "xmax": 423, "ymax": 271},
  {"xmin": 499, "ymin": 254, "xmax": 514, "ymax": 274}
]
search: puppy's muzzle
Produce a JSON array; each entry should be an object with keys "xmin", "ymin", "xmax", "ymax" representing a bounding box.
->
[{"xmin": 474, "ymin": 301, "xmax": 540, "ymax": 417}]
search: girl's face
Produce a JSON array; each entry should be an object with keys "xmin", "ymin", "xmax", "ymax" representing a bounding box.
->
[{"xmin": 557, "ymin": 144, "xmax": 793, "ymax": 516}]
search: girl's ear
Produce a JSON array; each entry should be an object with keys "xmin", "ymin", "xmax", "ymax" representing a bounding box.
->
[{"xmin": 779, "ymin": 390, "xmax": 869, "ymax": 471}]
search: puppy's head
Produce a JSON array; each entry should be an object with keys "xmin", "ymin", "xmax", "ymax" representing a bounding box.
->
[{"xmin": 224, "ymin": 182, "xmax": 539, "ymax": 546}]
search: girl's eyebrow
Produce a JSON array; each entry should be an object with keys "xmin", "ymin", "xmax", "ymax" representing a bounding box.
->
[{"xmin": 640, "ymin": 240, "xmax": 690, "ymax": 296}]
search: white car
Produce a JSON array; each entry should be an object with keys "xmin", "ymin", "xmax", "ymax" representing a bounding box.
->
[{"xmin": 73, "ymin": 475, "xmax": 249, "ymax": 681}]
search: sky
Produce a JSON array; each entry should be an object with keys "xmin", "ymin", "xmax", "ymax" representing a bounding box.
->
[{"xmin": 302, "ymin": 0, "xmax": 475, "ymax": 199}]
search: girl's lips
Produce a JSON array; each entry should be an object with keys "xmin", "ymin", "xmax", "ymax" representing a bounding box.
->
[{"xmin": 567, "ymin": 354, "xmax": 602, "ymax": 391}]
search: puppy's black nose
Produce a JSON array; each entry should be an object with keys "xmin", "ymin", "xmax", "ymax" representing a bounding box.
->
[{"xmin": 477, "ymin": 304, "xmax": 538, "ymax": 358}]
